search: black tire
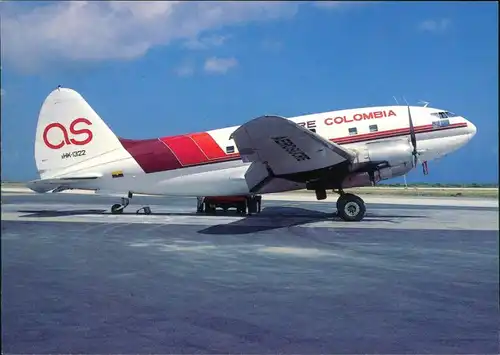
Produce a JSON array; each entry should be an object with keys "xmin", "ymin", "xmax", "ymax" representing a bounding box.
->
[
  {"xmin": 111, "ymin": 203, "xmax": 123, "ymax": 214},
  {"xmin": 247, "ymin": 197, "xmax": 258, "ymax": 215},
  {"xmin": 237, "ymin": 201, "xmax": 247, "ymax": 215},
  {"xmin": 337, "ymin": 194, "xmax": 366, "ymax": 222},
  {"xmin": 204, "ymin": 203, "xmax": 216, "ymax": 214},
  {"xmin": 336, "ymin": 193, "xmax": 358, "ymax": 211}
]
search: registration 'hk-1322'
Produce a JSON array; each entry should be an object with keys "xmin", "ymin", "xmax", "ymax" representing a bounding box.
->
[{"xmin": 61, "ymin": 150, "xmax": 86, "ymax": 159}]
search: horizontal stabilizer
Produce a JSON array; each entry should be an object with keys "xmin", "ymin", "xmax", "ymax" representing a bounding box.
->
[{"xmin": 26, "ymin": 173, "xmax": 102, "ymax": 193}]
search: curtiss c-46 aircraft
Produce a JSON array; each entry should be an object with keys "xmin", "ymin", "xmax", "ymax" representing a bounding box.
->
[{"xmin": 27, "ymin": 87, "xmax": 477, "ymax": 221}]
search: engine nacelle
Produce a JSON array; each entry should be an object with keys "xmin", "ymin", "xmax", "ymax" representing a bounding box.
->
[
  {"xmin": 354, "ymin": 138, "xmax": 413, "ymax": 166},
  {"xmin": 341, "ymin": 163, "xmax": 412, "ymax": 188}
]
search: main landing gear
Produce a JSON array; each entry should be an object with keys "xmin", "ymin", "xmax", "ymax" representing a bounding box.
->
[
  {"xmin": 333, "ymin": 190, "xmax": 366, "ymax": 222},
  {"xmin": 110, "ymin": 192, "xmax": 152, "ymax": 215}
]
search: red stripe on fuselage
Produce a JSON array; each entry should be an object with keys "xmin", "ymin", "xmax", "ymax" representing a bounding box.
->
[
  {"xmin": 160, "ymin": 135, "xmax": 208, "ymax": 166},
  {"xmin": 188, "ymin": 132, "xmax": 239, "ymax": 161},
  {"xmin": 188, "ymin": 132, "xmax": 225, "ymax": 159},
  {"xmin": 119, "ymin": 132, "xmax": 238, "ymax": 173},
  {"xmin": 119, "ymin": 138, "xmax": 182, "ymax": 173},
  {"xmin": 119, "ymin": 123, "xmax": 467, "ymax": 174}
]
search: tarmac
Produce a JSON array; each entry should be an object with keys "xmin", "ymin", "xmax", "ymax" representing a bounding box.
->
[{"xmin": 1, "ymin": 190, "xmax": 499, "ymax": 354}]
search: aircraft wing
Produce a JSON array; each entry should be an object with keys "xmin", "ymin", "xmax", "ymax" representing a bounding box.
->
[
  {"xmin": 26, "ymin": 173, "xmax": 102, "ymax": 193},
  {"xmin": 230, "ymin": 115, "xmax": 355, "ymax": 193}
]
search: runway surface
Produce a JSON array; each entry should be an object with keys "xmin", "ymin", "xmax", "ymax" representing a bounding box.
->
[{"xmin": 2, "ymin": 192, "xmax": 499, "ymax": 354}]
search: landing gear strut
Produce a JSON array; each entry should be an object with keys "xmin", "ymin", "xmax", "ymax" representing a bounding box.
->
[{"xmin": 110, "ymin": 192, "xmax": 151, "ymax": 215}]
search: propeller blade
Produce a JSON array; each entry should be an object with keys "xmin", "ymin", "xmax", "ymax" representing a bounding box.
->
[{"xmin": 407, "ymin": 106, "xmax": 418, "ymax": 167}]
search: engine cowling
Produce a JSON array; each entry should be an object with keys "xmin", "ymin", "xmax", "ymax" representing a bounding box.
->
[
  {"xmin": 354, "ymin": 138, "xmax": 413, "ymax": 166},
  {"xmin": 341, "ymin": 163, "xmax": 413, "ymax": 188}
]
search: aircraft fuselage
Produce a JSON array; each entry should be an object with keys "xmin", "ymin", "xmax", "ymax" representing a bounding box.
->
[{"xmin": 59, "ymin": 105, "xmax": 475, "ymax": 196}]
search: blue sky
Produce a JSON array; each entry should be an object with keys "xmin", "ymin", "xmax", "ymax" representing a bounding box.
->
[{"xmin": 1, "ymin": 1, "xmax": 498, "ymax": 183}]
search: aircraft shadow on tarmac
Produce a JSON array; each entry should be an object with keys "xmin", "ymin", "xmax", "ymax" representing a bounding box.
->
[
  {"xmin": 17, "ymin": 207, "xmax": 425, "ymax": 235},
  {"xmin": 18, "ymin": 209, "xmax": 107, "ymax": 217},
  {"xmin": 197, "ymin": 206, "xmax": 426, "ymax": 235}
]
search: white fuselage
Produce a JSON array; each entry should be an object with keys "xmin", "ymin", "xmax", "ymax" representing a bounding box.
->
[{"xmin": 65, "ymin": 105, "xmax": 476, "ymax": 197}]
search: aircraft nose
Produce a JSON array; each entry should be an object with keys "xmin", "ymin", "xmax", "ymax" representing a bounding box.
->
[{"xmin": 468, "ymin": 120, "xmax": 477, "ymax": 138}]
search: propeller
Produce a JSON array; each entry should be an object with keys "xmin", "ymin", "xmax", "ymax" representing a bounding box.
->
[{"xmin": 407, "ymin": 105, "xmax": 419, "ymax": 168}]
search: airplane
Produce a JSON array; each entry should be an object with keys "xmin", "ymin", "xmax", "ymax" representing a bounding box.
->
[{"xmin": 27, "ymin": 87, "xmax": 477, "ymax": 221}]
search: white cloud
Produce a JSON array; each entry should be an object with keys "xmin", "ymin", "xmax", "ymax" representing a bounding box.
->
[
  {"xmin": 0, "ymin": 1, "xmax": 299, "ymax": 73},
  {"xmin": 418, "ymin": 18, "xmax": 451, "ymax": 33},
  {"xmin": 183, "ymin": 34, "xmax": 230, "ymax": 50},
  {"xmin": 0, "ymin": 89, "xmax": 5, "ymax": 96},
  {"xmin": 0, "ymin": 1, "xmax": 374, "ymax": 73},
  {"xmin": 203, "ymin": 57, "xmax": 238, "ymax": 74}
]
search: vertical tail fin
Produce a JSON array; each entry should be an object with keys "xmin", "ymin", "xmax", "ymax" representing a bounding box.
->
[{"xmin": 35, "ymin": 87, "xmax": 125, "ymax": 179}]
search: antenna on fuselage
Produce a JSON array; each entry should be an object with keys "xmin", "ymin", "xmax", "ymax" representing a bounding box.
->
[
  {"xmin": 393, "ymin": 96, "xmax": 399, "ymax": 105},
  {"xmin": 418, "ymin": 100, "xmax": 430, "ymax": 107}
]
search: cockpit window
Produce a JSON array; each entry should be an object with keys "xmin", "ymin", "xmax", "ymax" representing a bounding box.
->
[
  {"xmin": 431, "ymin": 112, "xmax": 447, "ymax": 118},
  {"xmin": 431, "ymin": 111, "xmax": 458, "ymax": 118}
]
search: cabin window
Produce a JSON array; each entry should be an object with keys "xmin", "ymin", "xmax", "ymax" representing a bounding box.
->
[
  {"xmin": 310, "ymin": 128, "xmax": 316, "ymax": 133},
  {"xmin": 226, "ymin": 145, "xmax": 235, "ymax": 154},
  {"xmin": 348, "ymin": 127, "xmax": 357, "ymax": 136},
  {"xmin": 369, "ymin": 124, "xmax": 378, "ymax": 132}
]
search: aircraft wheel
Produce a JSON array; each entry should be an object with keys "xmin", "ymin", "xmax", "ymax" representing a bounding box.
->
[
  {"xmin": 337, "ymin": 193, "xmax": 366, "ymax": 222},
  {"xmin": 246, "ymin": 196, "xmax": 260, "ymax": 215},
  {"xmin": 204, "ymin": 203, "xmax": 216, "ymax": 214},
  {"xmin": 111, "ymin": 203, "xmax": 124, "ymax": 214},
  {"xmin": 237, "ymin": 201, "xmax": 247, "ymax": 215}
]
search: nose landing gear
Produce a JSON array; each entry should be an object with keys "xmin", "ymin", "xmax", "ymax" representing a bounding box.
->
[{"xmin": 110, "ymin": 192, "xmax": 151, "ymax": 215}]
